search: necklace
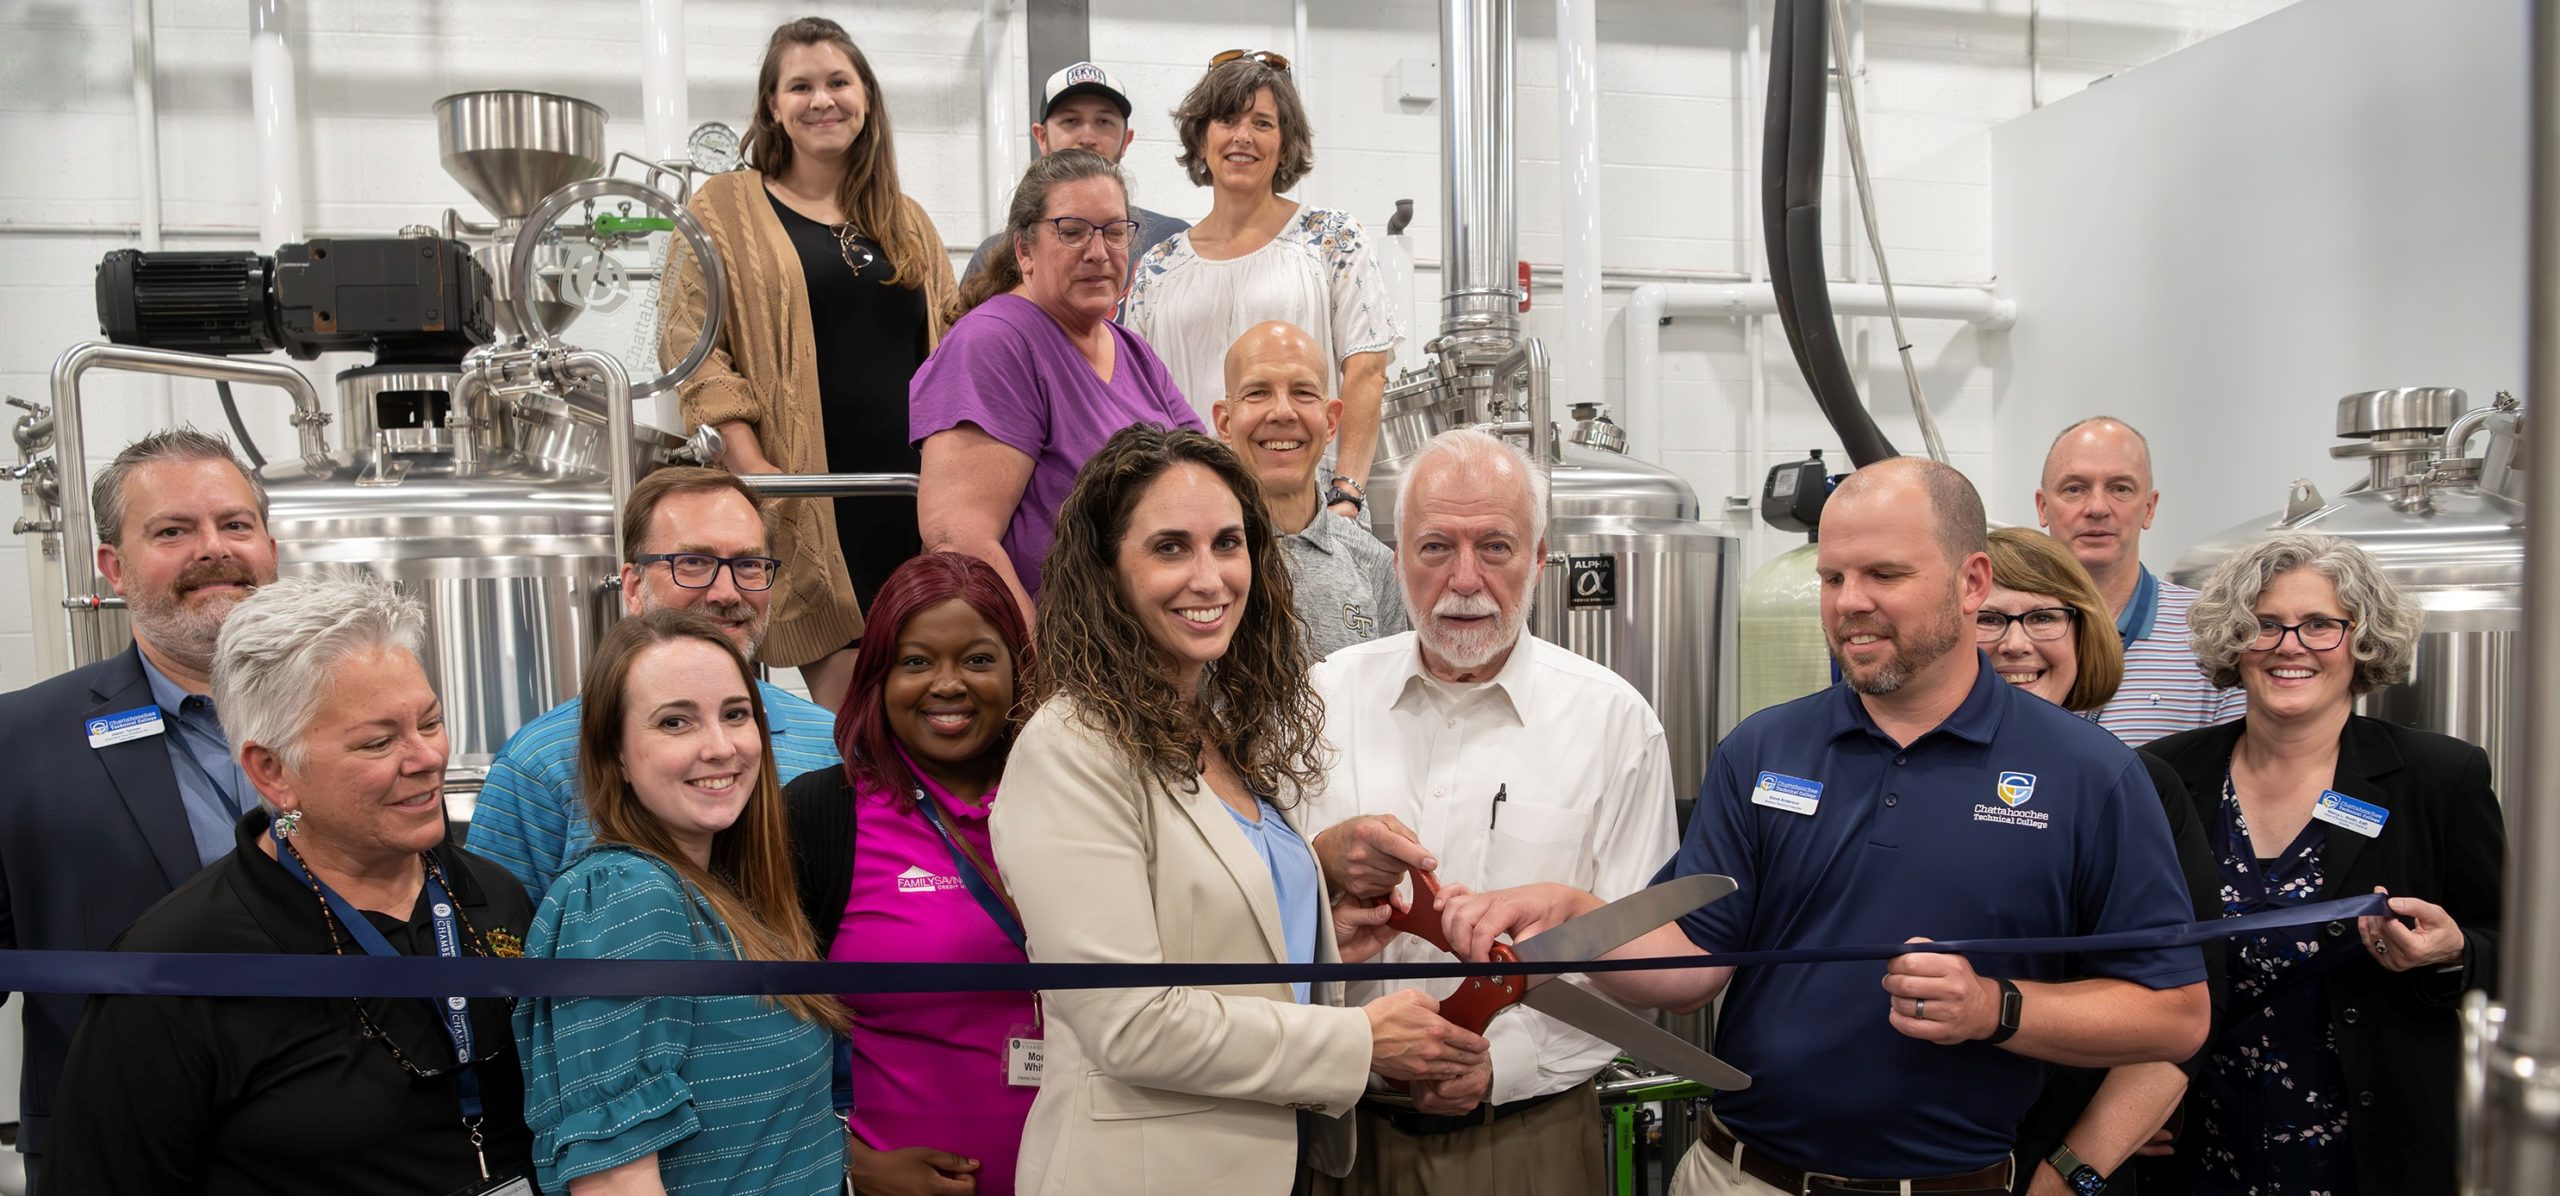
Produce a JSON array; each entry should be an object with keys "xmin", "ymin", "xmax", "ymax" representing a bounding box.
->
[
  {"xmin": 830, "ymin": 221, "xmax": 878, "ymax": 273},
  {"xmin": 281, "ymin": 840, "xmax": 493, "ymax": 1078}
]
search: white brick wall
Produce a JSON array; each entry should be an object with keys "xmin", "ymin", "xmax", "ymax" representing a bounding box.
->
[{"xmin": 0, "ymin": 0, "xmax": 2295, "ymax": 683}]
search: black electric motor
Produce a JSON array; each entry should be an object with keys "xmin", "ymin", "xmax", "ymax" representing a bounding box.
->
[{"xmin": 95, "ymin": 237, "xmax": 494, "ymax": 366}]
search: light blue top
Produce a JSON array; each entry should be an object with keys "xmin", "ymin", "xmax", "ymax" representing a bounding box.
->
[
  {"xmin": 469, "ymin": 679, "xmax": 841, "ymax": 895},
  {"xmin": 1223, "ymin": 799, "xmax": 1322, "ymax": 1003},
  {"xmin": 514, "ymin": 846, "xmax": 846, "ymax": 1195},
  {"xmin": 138, "ymin": 652, "xmax": 251, "ymax": 867}
]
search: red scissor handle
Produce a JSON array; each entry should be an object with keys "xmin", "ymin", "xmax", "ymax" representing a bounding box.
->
[{"xmin": 1381, "ymin": 870, "xmax": 1527, "ymax": 1035}]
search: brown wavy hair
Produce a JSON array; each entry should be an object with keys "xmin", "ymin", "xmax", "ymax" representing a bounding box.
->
[
  {"xmin": 1173, "ymin": 57, "xmax": 1315, "ymax": 193},
  {"xmin": 742, "ymin": 17, "xmax": 939, "ymax": 291},
  {"xmin": 1032, "ymin": 424, "xmax": 1326, "ymax": 802},
  {"xmin": 1985, "ymin": 527, "xmax": 2125, "ymax": 713},
  {"xmin": 579, "ymin": 608, "xmax": 848, "ymax": 1032},
  {"xmin": 957, "ymin": 149, "xmax": 1127, "ymax": 314}
]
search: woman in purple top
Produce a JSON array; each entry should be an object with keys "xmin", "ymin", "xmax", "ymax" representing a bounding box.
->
[
  {"xmin": 914, "ymin": 149, "xmax": 1204, "ymax": 626},
  {"xmin": 784, "ymin": 552, "xmax": 1039, "ymax": 1196}
]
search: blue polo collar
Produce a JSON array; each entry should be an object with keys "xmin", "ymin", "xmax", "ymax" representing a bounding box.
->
[
  {"xmin": 1823, "ymin": 650, "xmax": 2008, "ymax": 748},
  {"xmin": 2116, "ymin": 565, "xmax": 2162, "ymax": 645}
]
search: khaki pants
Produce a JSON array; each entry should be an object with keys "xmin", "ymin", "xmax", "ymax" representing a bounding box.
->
[
  {"xmin": 1308, "ymin": 1082, "xmax": 1605, "ymax": 1196},
  {"xmin": 1669, "ymin": 1139, "xmax": 1790, "ymax": 1196}
]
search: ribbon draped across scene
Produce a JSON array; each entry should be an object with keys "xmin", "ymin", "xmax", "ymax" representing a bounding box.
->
[{"xmin": 0, "ymin": 894, "xmax": 2390, "ymax": 1000}]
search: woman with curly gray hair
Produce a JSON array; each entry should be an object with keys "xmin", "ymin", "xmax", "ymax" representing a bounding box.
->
[{"xmin": 2146, "ymin": 533, "xmax": 2504, "ymax": 1195}]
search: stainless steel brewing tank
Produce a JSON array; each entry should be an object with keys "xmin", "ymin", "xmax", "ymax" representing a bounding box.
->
[{"xmin": 2168, "ymin": 392, "xmax": 2525, "ymax": 788}]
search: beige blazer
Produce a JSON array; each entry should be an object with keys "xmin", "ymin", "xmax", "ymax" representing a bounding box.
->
[{"xmin": 990, "ymin": 697, "xmax": 1371, "ymax": 1196}]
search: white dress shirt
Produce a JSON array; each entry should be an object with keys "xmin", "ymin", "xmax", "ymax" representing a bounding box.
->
[{"xmin": 1303, "ymin": 631, "xmax": 1680, "ymax": 1105}]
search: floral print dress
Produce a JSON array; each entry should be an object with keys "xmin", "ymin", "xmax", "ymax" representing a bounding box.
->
[{"xmin": 2192, "ymin": 772, "xmax": 2357, "ymax": 1196}]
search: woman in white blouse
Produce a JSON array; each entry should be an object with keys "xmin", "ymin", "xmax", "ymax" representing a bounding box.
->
[{"xmin": 1120, "ymin": 51, "xmax": 1403, "ymax": 523}]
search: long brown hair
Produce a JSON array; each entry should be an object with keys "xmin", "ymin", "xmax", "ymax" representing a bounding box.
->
[
  {"xmin": 579, "ymin": 608, "xmax": 848, "ymax": 1032},
  {"xmin": 1985, "ymin": 527, "xmax": 2125, "ymax": 713},
  {"xmin": 1033, "ymin": 424, "xmax": 1327, "ymax": 802},
  {"xmin": 742, "ymin": 17, "xmax": 939, "ymax": 291},
  {"xmin": 956, "ymin": 149, "xmax": 1127, "ymax": 314}
]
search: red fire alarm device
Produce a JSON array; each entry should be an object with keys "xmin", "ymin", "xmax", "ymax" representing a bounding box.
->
[{"xmin": 1517, "ymin": 261, "xmax": 1532, "ymax": 312}]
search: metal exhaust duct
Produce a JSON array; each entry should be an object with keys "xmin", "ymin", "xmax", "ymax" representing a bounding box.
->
[{"xmin": 1439, "ymin": 0, "xmax": 1519, "ymax": 367}]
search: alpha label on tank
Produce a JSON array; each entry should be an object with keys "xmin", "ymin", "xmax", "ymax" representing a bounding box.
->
[
  {"xmin": 1750, "ymin": 772, "xmax": 1822, "ymax": 816},
  {"xmin": 1567, "ymin": 554, "xmax": 1617, "ymax": 610}
]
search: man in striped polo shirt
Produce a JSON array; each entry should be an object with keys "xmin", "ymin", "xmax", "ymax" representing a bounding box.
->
[
  {"xmin": 468, "ymin": 466, "xmax": 845, "ymax": 897},
  {"xmin": 2037, "ymin": 417, "xmax": 2245, "ymax": 745}
]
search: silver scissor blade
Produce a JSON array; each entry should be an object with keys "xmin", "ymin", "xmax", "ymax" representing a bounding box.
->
[
  {"xmin": 1509, "ymin": 873, "xmax": 1737, "ymax": 967},
  {"xmin": 1518, "ymin": 980, "xmax": 1753, "ymax": 1092}
]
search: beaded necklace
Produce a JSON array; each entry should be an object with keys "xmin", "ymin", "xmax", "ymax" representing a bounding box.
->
[{"xmin": 278, "ymin": 839, "xmax": 494, "ymax": 1077}]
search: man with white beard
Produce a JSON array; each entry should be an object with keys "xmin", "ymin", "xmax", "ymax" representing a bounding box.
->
[
  {"xmin": 1297, "ymin": 427, "xmax": 1678, "ymax": 1195},
  {"xmin": 0, "ymin": 429, "xmax": 280, "ymax": 1191}
]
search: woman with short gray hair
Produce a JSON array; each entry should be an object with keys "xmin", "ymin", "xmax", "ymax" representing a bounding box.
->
[
  {"xmin": 2145, "ymin": 533, "xmax": 2504, "ymax": 1194},
  {"xmin": 47, "ymin": 573, "xmax": 539, "ymax": 1196}
]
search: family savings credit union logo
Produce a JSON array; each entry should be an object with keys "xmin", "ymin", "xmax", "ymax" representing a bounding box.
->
[{"xmin": 1974, "ymin": 770, "xmax": 2051, "ymax": 829}]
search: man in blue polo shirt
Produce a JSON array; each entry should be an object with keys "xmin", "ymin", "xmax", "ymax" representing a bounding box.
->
[
  {"xmin": 1444, "ymin": 458, "xmax": 2207, "ymax": 1195},
  {"xmin": 468, "ymin": 466, "xmax": 843, "ymax": 897}
]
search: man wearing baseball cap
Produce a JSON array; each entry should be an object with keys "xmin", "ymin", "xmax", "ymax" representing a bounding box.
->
[{"xmin": 962, "ymin": 61, "xmax": 1191, "ymax": 287}]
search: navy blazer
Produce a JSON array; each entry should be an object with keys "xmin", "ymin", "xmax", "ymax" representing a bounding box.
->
[
  {"xmin": 2145, "ymin": 714, "xmax": 2504, "ymax": 1196},
  {"xmin": 0, "ymin": 646, "xmax": 210, "ymax": 1158}
]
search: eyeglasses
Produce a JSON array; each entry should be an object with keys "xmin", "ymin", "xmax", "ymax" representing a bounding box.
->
[
  {"xmin": 1211, "ymin": 48, "xmax": 1292, "ymax": 72},
  {"xmin": 634, "ymin": 552, "xmax": 781, "ymax": 591},
  {"xmin": 1038, "ymin": 216, "xmax": 1140, "ymax": 250},
  {"xmin": 1973, "ymin": 607, "xmax": 2077, "ymax": 643},
  {"xmin": 2251, "ymin": 616, "xmax": 2352, "ymax": 652}
]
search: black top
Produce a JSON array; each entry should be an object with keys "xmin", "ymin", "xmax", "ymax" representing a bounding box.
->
[
  {"xmin": 2009, "ymin": 750, "xmax": 2229, "ymax": 1195},
  {"xmin": 784, "ymin": 766, "xmax": 859, "ymax": 958},
  {"xmin": 768, "ymin": 189, "xmax": 927, "ymax": 610},
  {"xmin": 2143, "ymin": 715, "xmax": 2504, "ymax": 1196},
  {"xmin": 47, "ymin": 809, "xmax": 540, "ymax": 1196}
]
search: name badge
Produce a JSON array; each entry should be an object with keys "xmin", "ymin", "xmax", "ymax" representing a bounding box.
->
[
  {"xmin": 1007, "ymin": 1034, "xmax": 1045, "ymax": 1088},
  {"xmin": 87, "ymin": 707, "xmax": 166, "ymax": 749},
  {"xmin": 1750, "ymin": 771, "xmax": 1822, "ymax": 816},
  {"xmin": 2311, "ymin": 790, "xmax": 2389, "ymax": 839}
]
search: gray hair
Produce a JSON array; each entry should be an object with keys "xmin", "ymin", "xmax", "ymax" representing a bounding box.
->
[
  {"xmin": 213, "ymin": 573, "xmax": 428, "ymax": 774},
  {"xmin": 92, "ymin": 428, "xmax": 268, "ymax": 548},
  {"xmin": 1396, "ymin": 428, "xmax": 1551, "ymax": 546},
  {"xmin": 2188, "ymin": 532, "xmax": 2421, "ymax": 693}
]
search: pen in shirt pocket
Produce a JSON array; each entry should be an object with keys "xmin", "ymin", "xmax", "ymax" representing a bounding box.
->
[{"xmin": 1489, "ymin": 783, "xmax": 1508, "ymax": 830}]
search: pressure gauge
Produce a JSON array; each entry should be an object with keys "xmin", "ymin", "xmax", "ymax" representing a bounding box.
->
[{"xmin": 687, "ymin": 122, "xmax": 741, "ymax": 175}]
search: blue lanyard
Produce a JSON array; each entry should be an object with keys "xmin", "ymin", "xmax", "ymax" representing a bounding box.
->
[
  {"xmin": 912, "ymin": 787, "xmax": 1028, "ymax": 951},
  {"xmin": 270, "ymin": 827, "xmax": 484, "ymax": 1124},
  {"xmin": 160, "ymin": 706, "xmax": 251, "ymax": 816}
]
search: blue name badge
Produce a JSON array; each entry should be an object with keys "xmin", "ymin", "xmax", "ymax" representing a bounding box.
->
[
  {"xmin": 2311, "ymin": 790, "xmax": 2389, "ymax": 839},
  {"xmin": 1750, "ymin": 771, "xmax": 1823, "ymax": 816},
  {"xmin": 86, "ymin": 707, "xmax": 167, "ymax": 750}
]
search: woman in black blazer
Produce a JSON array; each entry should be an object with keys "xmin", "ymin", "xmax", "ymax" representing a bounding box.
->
[{"xmin": 2147, "ymin": 532, "xmax": 2503, "ymax": 1196}]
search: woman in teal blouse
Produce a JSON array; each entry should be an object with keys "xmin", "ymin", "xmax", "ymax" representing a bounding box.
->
[{"xmin": 515, "ymin": 609, "xmax": 853, "ymax": 1194}]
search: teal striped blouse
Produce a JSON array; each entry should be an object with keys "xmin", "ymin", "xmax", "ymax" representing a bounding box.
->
[{"xmin": 514, "ymin": 846, "xmax": 846, "ymax": 1194}]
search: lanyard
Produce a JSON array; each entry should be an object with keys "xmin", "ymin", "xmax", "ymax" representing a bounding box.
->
[
  {"xmin": 161, "ymin": 706, "xmax": 251, "ymax": 816},
  {"xmin": 913, "ymin": 788, "xmax": 1028, "ymax": 951},
  {"xmin": 270, "ymin": 828, "xmax": 484, "ymax": 1124}
]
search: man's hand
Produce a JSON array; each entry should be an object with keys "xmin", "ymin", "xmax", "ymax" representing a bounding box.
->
[
  {"xmin": 1363, "ymin": 989, "xmax": 1493, "ymax": 1085},
  {"xmin": 1333, "ymin": 893, "xmax": 1405, "ymax": 964},
  {"xmin": 1311, "ymin": 815, "xmax": 1436, "ymax": 900},
  {"xmin": 2026, "ymin": 1160, "xmax": 2071, "ymax": 1196},
  {"xmin": 1882, "ymin": 938, "xmax": 2001, "ymax": 1045},
  {"xmin": 1408, "ymin": 1059, "xmax": 1492, "ymax": 1115},
  {"xmin": 2360, "ymin": 887, "xmax": 2467, "ymax": 971},
  {"xmin": 1437, "ymin": 883, "xmax": 1605, "ymax": 961},
  {"xmin": 847, "ymin": 1142, "xmax": 980, "ymax": 1196}
]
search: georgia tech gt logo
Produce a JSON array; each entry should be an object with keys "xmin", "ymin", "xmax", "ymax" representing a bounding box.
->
[{"xmin": 1996, "ymin": 771, "xmax": 2038, "ymax": 808}]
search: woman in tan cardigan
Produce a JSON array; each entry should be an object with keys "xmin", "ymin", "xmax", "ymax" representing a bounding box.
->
[{"xmin": 661, "ymin": 16, "xmax": 958, "ymax": 710}]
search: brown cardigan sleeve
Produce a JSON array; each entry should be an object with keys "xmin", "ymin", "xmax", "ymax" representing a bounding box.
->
[{"xmin": 664, "ymin": 173, "xmax": 766, "ymax": 433}]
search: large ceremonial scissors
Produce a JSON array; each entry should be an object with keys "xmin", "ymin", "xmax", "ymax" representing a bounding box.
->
[{"xmin": 1385, "ymin": 870, "xmax": 1754, "ymax": 1091}]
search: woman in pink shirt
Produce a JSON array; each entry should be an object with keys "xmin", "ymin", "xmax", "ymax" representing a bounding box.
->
[{"xmin": 786, "ymin": 552, "xmax": 1038, "ymax": 1195}]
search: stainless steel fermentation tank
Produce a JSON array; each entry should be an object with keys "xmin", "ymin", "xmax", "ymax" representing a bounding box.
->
[
  {"xmin": 2170, "ymin": 388, "xmax": 2527, "ymax": 789},
  {"xmin": 47, "ymin": 91, "xmax": 725, "ymax": 812},
  {"xmin": 1371, "ymin": 0, "xmax": 1738, "ymax": 804}
]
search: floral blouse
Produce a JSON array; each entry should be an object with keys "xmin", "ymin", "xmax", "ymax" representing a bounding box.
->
[{"xmin": 2192, "ymin": 772, "xmax": 2357, "ymax": 1196}]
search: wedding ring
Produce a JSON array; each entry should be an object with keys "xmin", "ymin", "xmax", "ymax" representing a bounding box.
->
[{"xmin": 1914, "ymin": 998, "xmax": 1926, "ymax": 1019}]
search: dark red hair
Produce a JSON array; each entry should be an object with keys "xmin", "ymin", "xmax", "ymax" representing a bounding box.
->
[{"xmin": 834, "ymin": 552, "xmax": 1036, "ymax": 800}]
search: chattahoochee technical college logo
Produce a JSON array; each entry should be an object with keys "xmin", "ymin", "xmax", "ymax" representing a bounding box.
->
[
  {"xmin": 1975, "ymin": 771, "xmax": 2051, "ymax": 829},
  {"xmin": 1996, "ymin": 771, "xmax": 2037, "ymax": 807}
]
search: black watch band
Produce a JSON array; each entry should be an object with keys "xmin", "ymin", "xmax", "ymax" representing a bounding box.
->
[
  {"xmin": 2045, "ymin": 1144, "xmax": 2106, "ymax": 1195},
  {"xmin": 1324, "ymin": 481, "xmax": 1366, "ymax": 512},
  {"xmin": 1984, "ymin": 977, "xmax": 2023, "ymax": 1044}
]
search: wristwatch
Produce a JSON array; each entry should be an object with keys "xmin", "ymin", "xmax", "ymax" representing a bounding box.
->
[
  {"xmin": 1984, "ymin": 977, "xmax": 2023, "ymax": 1044},
  {"xmin": 1324, "ymin": 476, "xmax": 1366, "ymax": 512},
  {"xmin": 2045, "ymin": 1143, "xmax": 2106, "ymax": 1195}
]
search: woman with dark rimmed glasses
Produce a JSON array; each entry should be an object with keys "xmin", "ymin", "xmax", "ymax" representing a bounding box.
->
[{"xmin": 2146, "ymin": 532, "xmax": 2504, "ymax": 1195}]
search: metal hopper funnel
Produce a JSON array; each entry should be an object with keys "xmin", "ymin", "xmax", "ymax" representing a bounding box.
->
[{"xmin": 435, "ymin": 90, "xmax": 607, "ymax": 221}]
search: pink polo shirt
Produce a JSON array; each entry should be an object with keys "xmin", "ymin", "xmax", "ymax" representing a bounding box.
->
[{"xmin": 832, "ymin": 772, "xmax": 1036, "ymax": 1193}]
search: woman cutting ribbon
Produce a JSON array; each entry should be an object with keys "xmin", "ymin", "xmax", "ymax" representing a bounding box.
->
[
  {"xmin": 785, "ymin": 552, "xmax": 1040, "ymax": 1196},
  {"xmin": 48, "ymin": 575, "xmax": 538, "ymax": 1196}
]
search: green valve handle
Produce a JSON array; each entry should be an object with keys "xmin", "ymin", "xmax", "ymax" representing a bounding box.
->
[{"xmin": 593, "ymin": 214, "xmax": 676, "ymax": 236}]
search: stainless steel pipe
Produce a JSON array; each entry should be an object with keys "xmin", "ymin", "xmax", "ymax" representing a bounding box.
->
[
  {"xmin": 1439, "ymin": 0, "xmax": 1518, "ymax": 359},
  {"xmin": 737, "ymin": 473, "xmax": 922, "ymax": 500}
]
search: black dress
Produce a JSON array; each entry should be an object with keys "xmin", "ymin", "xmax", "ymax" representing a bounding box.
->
[
  {"xmin": 769, "ymin": 190, "xmax": 929, "ymax": 615},
  {"xmin": 46, "ymin": 809, "xmax": 539, "ymax": 1196}
]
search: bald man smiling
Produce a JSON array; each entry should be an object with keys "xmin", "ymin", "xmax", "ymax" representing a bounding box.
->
[{"xmin": 1214, "ymin": 320, "xmax": 1406, "ymax": 659}]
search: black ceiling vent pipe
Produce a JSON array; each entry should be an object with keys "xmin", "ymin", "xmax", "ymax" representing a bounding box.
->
[{"xmin": 1761, "ymin": 0, "xmax": 1900, "ymax": 468}]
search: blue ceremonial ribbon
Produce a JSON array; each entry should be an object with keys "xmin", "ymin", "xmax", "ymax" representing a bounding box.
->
[{"xmin": 0, "ymin": 894, "xmax": 2390, "ymax": 1000}]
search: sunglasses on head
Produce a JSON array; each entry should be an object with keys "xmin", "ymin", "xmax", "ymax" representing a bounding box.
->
[{"xmin": 1211, "ymin": 48, "xmax": 1292, "ymax": 73}]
